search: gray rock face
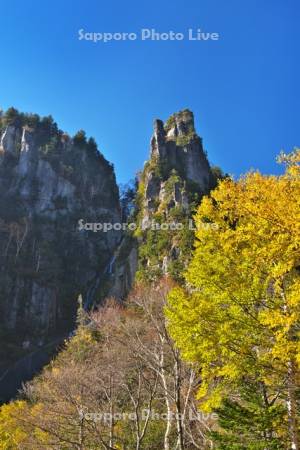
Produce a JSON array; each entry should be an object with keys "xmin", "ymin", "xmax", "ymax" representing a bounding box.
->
[
  {"xmin": 145, "ymin": 109, "xmax": 214, "ymax": 218},
  {"xmin": 151, "ymin": 109, "xmax": 213, "ymax": 191},
  {"xmin": 0, "ymin": 125, "xmax": 21, "ymax": 155},
  {"xmin": 0, "ymin": 108, "xmax": 215, "ymax": 369},
  {"xmin": 0, "ymin": 116, "xmax": 122, "ymax": 361},
  {"xmin": 137, "ymin": 109, "xmax": 215, "ymax": 280},
  {"xmin": 107, "ymin": 241, "xmax": 138, "ymax": 300}
]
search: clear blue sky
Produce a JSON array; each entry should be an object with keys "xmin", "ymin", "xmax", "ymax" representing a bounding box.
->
[{"xmin": 0, "ymin": 0, "xmax": 299, "ymax": 183}]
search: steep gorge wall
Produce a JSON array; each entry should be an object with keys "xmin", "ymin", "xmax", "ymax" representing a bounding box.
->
[
  {"xmin": 0, "ymin": 107, "xmax": 218, "ymax": 384},
  {"xmin": 0, "ymin": 109, "xmax": 122, "ymax": 365}
]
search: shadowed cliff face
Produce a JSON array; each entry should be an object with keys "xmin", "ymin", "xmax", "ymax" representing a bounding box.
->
[{"xmin": 0, "ymin": 111, "xmax": 122, "ymax": 364}]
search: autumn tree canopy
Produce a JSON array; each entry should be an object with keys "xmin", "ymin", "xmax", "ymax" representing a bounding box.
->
[{"xmin": 167, "ymin": 150, "xmax": 300, "ymax": 449}]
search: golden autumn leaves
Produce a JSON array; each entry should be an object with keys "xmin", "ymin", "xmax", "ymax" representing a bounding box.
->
[{"xmin": 166, "ymin": 149, "xmax": 300, "ymax": 446}]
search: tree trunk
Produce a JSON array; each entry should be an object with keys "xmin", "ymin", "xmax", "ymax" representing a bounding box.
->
[
  {"xmin": 160, "ymin": 350, "xmax": 172, "ymax": 450},
  {"xmin": 174, "ymin": 354, "xmax": 184, "ymax": 450},
  {"xmin": 287, "ymin": 360, "xmax": 299, "ymax": 450}
]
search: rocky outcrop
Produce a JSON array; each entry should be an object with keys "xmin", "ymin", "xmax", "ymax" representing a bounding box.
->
[
  {"xmin": 102, "ymin": 111, "xmax": 212, "ymax": 291},
  {"xmin": 0, "ymin": 110, "xmax": 122, "ymax": 365},
  {"xmin": 150, "ymin": 109, "xmax": 213, "ymax": 190},
  {"xmin": 143, "ymin": 109, "xmax": 214, "ymax": 220},
  {"xmin": 0, "ymin": 107, "xmax": 217, "ymax": 381},
  {"xmin": 136, "ymin": 109, "xmax": 215, "ymax": 281}
]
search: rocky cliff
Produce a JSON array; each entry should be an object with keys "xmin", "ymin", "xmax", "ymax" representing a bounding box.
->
[
  {"xmin": 99, "ymin": 110, "xmax": 215, "ymax": 294},
  {"xmin": 150, "ymin": 109, "xmax": 213, "ymax": 190},
  {"xmin": 0, "ymin": 107, "xmax": 218, "ymax": 380},
  {"xmin": 135, "ymin": 109, "xmax": 216, "ymax": 281},
  {"xmin": 0, "ymin": 108, "xmax": 122, "ymax": 365}
]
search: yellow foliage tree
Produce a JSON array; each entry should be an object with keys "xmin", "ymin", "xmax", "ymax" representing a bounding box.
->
[
  {"xmin": 0, "ymin": 400, "xmax": 50, "ymax": 449},
  {"xmin": 0, "ymin": 401, "xmax": 28, "ymax": 449},
  {"xmin": 167, "ymin": 149, "xmax": 300, "ymax": 448}
]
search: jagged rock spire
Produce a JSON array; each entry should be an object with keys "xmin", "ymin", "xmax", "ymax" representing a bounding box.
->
[{"xmin": 150, "ymin": 109, "xmax": 213, "ymax": 191}]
